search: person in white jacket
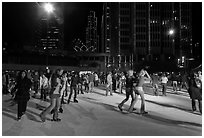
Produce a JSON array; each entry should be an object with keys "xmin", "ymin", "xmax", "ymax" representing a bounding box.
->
[
  {"xmin": 160, "ymin": 73, "xmax": 168, "ymax": 96},
  {"xmin": 40, "ymin": 74, "xmax": 49, "ymax": 101},
  {"xmin": 106, "ymin": 72, "xmax": 113, "ymax": 96}
]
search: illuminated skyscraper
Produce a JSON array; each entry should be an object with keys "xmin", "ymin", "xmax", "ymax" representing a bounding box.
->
[
  {"xmin": 102, "ymin": 2, "xmax": 192, "ymax": 70},
  {"xmin": 86, "ymin": 11, "xmax": 99, "ymax": 52},
  {"xmin": 35, "ymin": 3, "xmax": 64, "ymax": 53}
]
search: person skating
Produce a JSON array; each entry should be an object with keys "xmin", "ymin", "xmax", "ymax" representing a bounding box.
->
[
  {"xmin": 118, "ymin": 70, "xmax": 136, "ymax": 111},
  {"xmin": 106, "ymin": 72, "xmax": 113, "ymax": 96},
  {"xmin": 13, "ymin": 70, "xmax": 32, "ymax": 121},
  {"xmin": 40, "ymin": 68, "xmax": 64, "ymax": 122},
  {"xmin": 88, "ymin": 72, "xmax": 95, "ymax": 93},
  {"xmin": 128, "ymin": 69, "xmax": 151, "ymax": 114},
  {"xmin": 32, "ymin": 71, "xmax": 39, "ymax": 98},
  {"xmin": 160, "ymin": 73, "xmax": 168, "ymax": 96},
  {"xmin": 67, "ymin": 72, "xmax": 79, "ymax": 104},
  {"xmin": 151, "ymin": 73, "xmax": 159, "ymax": 96},
  {"xmin": 188, "ymin": 72, "xmax": 202, "ymax": 114},
  {"xmin": 39, "ymin": 74, "xmax": 49, "ymax": 101}
]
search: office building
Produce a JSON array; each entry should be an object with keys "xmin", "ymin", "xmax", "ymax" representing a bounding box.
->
[
  {"xmin": 86, "ymin": 11, "xmax": 99, "ymax": 52},
  {"xmin": 102, "ymin": 2, "xmax": 192, "ymax": 71},
  {"xmin": 34, "ymin": 3, "xmax": 64, "ymax": 53}
]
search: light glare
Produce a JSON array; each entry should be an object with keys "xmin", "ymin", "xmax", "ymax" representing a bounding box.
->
[
  {"xmin": 44, "ymin": 3, "xmax": 54, "ymax": 13},
  {"xmin": 169, "ymin": 29, "xmax": 174, "ymax": 35}
]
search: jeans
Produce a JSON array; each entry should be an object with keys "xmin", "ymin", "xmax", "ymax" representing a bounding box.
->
[
  {"xmin": 161, "ymin": 83, "xmax": 167, "ymax": 96},
  {"xmin": 129, "ymin": 87, "xmax": 146, "ymax": 112},
  {"xmin": 89, "ymin": 82, "xmax": 94, "ymax": 93},
  {"xmin": 33, "ymin": 81, "xmax": 39, "ymax": 94},
  {"xmin": 40, "ymin": 88, "xmax": 47, "ymax": 100},
  {"xmin": 153, "ymin": 83, "xmax": 159, "ymax": 96},
  {"xmin": 119, "ymin": 88, "xmax": 134, "ymax": 108},
  {"xmin": 41, "ymin": 95, "xmax": 61, "ymax": 120},
  {"xmin": 106, "ymin": 83, "xmax": 112, "ymax": 96},
  {"xmin": 172, "ymin": 81, "xmax": 177, "ymax": 92},
  {"xmin": 68, "ymin": 86, "xmax": 77, "ymax": 101},
  {"xmin": 192, "ymin": 99, "xmax": 202, "ymax": 113},
  {"xmin": 77, "ymin": 84, "xmax": 83, "ymax": 94}
]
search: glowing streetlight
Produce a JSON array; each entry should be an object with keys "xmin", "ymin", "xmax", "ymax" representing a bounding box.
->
[
  {"xmin": 43, "ymin": 3, "xmax": 54, "ymax": 13},
  {"xmin": 168, "ymin": 29, "xmax": 174, "ymax": 35}
]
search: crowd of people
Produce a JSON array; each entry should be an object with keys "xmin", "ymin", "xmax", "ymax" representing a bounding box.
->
[{"xmin": 2, "ymin": 67, "xmax": 202, "ymax": 122}]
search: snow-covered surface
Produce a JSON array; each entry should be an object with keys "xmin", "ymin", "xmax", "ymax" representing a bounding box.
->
[{"xmin": 2, "ymin": 86, "xmax": 202, "ymax": 136}]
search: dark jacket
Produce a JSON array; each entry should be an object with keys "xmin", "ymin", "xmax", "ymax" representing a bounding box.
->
[
  {"xmin": 188, "ymin": 77, "xmax": 202, "ymax": 100},
  {"xmin": 15, "ymin": 77, "xmax": 32, "ymax": 101},
  {"xmin": 71, "ymin": 75, "xmax": 79, "ymax": 87},
  {"xmin": 126, "ymin": 76, "xmax": 136, "ymax": 88}
]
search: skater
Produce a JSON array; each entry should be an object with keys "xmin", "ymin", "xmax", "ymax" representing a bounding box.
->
[
  {"xmin": 40, "ymin": 74, "xmax": 49, "ymax": 101},
  {"xmin": 67, "ymin": 72, "xmax": 79, "ymax": 104},
  {"xmin": 160, "ymin": 73, "xmax": 168, "ymax": 96},
  {"xmin": 32, "ymin": 71, "xmax": 39, "ymax": 98},
  {"xmin": 118, "ymin": 70, "xmax": 136, "ymax": 111},
  {"xmin": 106, "ymin": 72, "xmax": 113, "ymax": 96},
  {"xmin": 128, "ymin": 69, "xmax": 151, "ymax": 114},
  {"xmin": 13, "ymin": 70, "xmax": 32, "ymax": 121},
  {"xmin": 188, "ymin": 72, "xmax": 202, "ymax": 114},
  {"xmin": 151, "ymin": 73, "xmax": 159, "ymax": 96},
  {"xmin": 40, "ymin": 68, "xmax": 64, "ymax": 122},
  {"xmin": 88, "ymin": 72, "xmax": 95, "ymax": 93}
]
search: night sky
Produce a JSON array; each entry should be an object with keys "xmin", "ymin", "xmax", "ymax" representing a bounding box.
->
[
  {"xmin": 2, "ymin": 2, "xmax": 202, "ymax": 53},
  {"xmin": 2, "ymin": 2, "xmax": 103, "ymax": 52}
]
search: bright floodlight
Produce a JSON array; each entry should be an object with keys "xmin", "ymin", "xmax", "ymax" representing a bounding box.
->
[
  {"xmin": 44, "ymin": 3, "xmax": 54, "ymax": 13},
  {"xmin": 169, "ymin": 29, "xmax": 174, "ymax": 35}
]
